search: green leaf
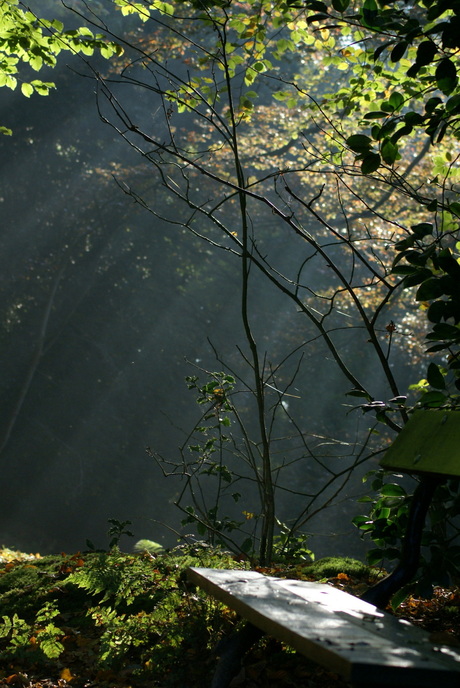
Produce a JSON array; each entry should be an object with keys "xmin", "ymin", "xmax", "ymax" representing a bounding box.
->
[
  {"xmin": 403, "ymin": 269, "xmax": 433, "ymax": 288},
  {"xmin": 389, "ymin": 92, "xmax": 404, "ymax": 111},
  {"xmin": 406, "ymin": 62, "xmax": 421, "ymax": 78},
  {"xmin": 403, "ymin": 268, "xmax": 432, "ymax": 289},
  {"xmin": 381, "ymin": 101, "xmax": 396, "ymax": 113},
  {"xmin": 29, "ymin": 54, "xmax": 43, "ymax": 71},
  {"xmin": 437, "ymin": 249, "xmax": 460, "ymax": 278},
  {"xmin": 331, "ymin": 0, "xmax": 350, "ymax": 10},
  {"xmin": 394, "ymin": 236, "xmax": 417, "ymax": 252},
  {"xmin": 425, "ymin": 97, "xmax": 443, "ymax": 114},
  {"xmin": 352, "ymin": 515, "xmax": 373, "ymax": 530},
  {"xmin": 361, "ymin": 152, "xmax": 381, "ymax": 174},
  {"xmin": 426, "ymin": 362, "xmax": 446, "ymax": 390},
  {"xmin": 253, "ymin": 61, "xmax": 266, "ymax": 72},
  {"xmin": 390, "ymin": 41, "xmax": 408, "ymax": 62},
  {"xmin": 373, "ymin": 41, "xmax": 392, "ymax": 60},
  {"xmin": 20, "ymin": 82, "xmax": 34, "ymax": 97},
  {"xmin": 425, "ymin": 343, "xmax": 449, "ymax": 353},
  {"xmin": 404, "ymin": 111, "xmax": 424, "ymax": 126},
  {"xmin": 427, "ymin": 323, "xmax": 460, "ymax": 340},
  {"xmin": 446, "ymin": 94, "xmax": 460, "ymax": 114},
  {"xmin": 415, "ymin": 277, "xmax": 445, "ymax": 301},
  {"xmin": 367, "ymin": 548, "xmax": 385, "ymax": 565},
  {"xmin": 361, "ymin": 0, "xmax": 379, "ymax": 27},
  {"xmin": 435, "ymin": 58, "xmax": 458, "ymax": 96},
  {"xmin": 415, "ymin": 40, "xmax": 437, "ymax": 67},
  {"xmin": 391, "ymin": 265, "xmax": 419, "ymax": 275},
  {"xmin": 346, "ymin": 134, "xmax": 373, "ymax": 153},
  {"xmin": 427, "ymin": 300, "xmax": 447, "ymax": 323},
  {"xmin": 150, "ymin": 1, "xmax": 174, "ymax": 15},
  {"xmin": 390, "ymin": 586, "xmax": 411, "ymax": 611},
  {"xmin": 418, "ymin": 390, "xmax": 448, "ymax": 407},
  {"xmin": 305, "ymin": 0, "xmax": 328, "ymax": 11},
  {"xmin": 436, "ymin": 121, "xmax": 449, "ymax": 143},
  {"xmin": 380, "ymin": 483, "xmax": 406, "ymax": 497},
  {"xmin": 273, "ymin": 91, "xmax": 291, "ymax": 101},
  {"xmin": 392, "ymin": 122, "xmax": 413, "ymax": 142},
  {"xmin": 411, "ymin": 222, "xmax": 433, "ymax": 238},
  {"xmin": 307, "ymin": 12, "xmax": 331, "ymax": 24},
  {"xmin": 363, "ymin": 111, "xmax": 387, "ymax": 119},
  {"xmin": 381, "ymin": 139, "xmax": 399, "ymax": 165},
  {"xmin": 39, "ymin": 633, "xmax": 64, "ymax": 659}
]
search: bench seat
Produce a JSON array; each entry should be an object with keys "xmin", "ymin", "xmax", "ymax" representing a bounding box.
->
[{"xmin": 188, "ymin": 566, "xmax": 460, "ymax": 687}]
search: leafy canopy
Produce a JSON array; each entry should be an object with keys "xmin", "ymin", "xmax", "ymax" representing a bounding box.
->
[
  {"xmin": 112, "ymin": 0, "xmax": 460, "ymax": 169},
  {"xmin": 298, "ymin": 0, "xmax": 460, "ymax": 172},
  {"xmin": 0, "ymin": 0, "xmax": 122, "ymax": 134}
]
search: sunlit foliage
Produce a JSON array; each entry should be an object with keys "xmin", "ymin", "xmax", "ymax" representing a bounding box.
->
[{"xmin": 0, "ymin": 0, "xmax": 122, "ymax": 132}]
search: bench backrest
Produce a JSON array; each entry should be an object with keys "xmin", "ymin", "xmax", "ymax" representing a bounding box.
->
[{"xmin": 379, "ymin": 409, "xmax": 460, "ymax": 476}]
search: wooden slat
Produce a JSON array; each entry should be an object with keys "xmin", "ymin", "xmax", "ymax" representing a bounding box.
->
[
  {"xmin": 380, "ymin": 409, "xmax": 460, "ymax": 476},
  {"xmin": 188, "ymin": 567, "xmax": 460, "ymax": 687}
]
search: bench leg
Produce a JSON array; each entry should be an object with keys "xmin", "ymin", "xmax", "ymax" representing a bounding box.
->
[
  {"xmin": 211, "ymin": 622, "xmax": 264, "ymax": 688},
  {"xmin": 361, "ymin": 475, "xmax": 444, "ymax": 609}
]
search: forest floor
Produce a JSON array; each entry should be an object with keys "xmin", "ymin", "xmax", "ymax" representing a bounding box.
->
[{"xmin": 0, "ymin": 546, "xmax": 459, "ymax": 688}]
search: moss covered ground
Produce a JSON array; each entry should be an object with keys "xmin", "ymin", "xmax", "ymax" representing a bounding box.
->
[{"xmin": 0, "ymin": 546, "xmax": 459, "ymax": 688}]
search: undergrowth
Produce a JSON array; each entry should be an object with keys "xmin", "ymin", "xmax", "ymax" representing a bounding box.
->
[
  {"xmin": 0, "ymin": 544, "xmax": 248, "ymax": 686},
  {"xmin": 0, "ymin": 546, "xmax": 380, "ymax": 687}
]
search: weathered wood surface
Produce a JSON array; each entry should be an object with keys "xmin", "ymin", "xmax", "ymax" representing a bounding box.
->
[
  {"xmin": 380, "ymin": 409, "xmax": 460, "ymax": 476},
  {"xmin": 188, "ymin": 567, "xmax": 460, "ymax": 687}
]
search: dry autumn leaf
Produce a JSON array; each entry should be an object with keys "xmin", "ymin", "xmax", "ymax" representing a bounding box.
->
[{"xmin": 60, "ymin": 668, "xmax": 74, "ymax": 682}]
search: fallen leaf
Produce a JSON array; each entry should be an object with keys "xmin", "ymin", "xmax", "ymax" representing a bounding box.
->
[{"xmin": 60, "ymin": 667, "xmax": 74, "ymax": 682}]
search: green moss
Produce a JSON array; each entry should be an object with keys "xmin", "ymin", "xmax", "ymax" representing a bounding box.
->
[
  {"xmin": 306, "ymin": 556, "xmax": 371, "ymax": 579},
  {"xmin": 0, "ymin": 556, "xmax": 64, "ymax": 618},
  {"xmin": 0, "ymin": 553, "xmax": 103, "ymax": 622}
]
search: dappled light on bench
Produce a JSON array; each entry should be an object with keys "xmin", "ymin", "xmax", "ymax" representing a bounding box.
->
[{"xmin": 188, "ymin": 567, "xmax": 460, "ymax": 687}]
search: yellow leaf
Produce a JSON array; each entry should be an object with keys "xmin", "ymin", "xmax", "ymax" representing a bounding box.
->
[
  {"xmin": 242, "ymin": 510, "xmax": 254, "ymax": 519},
  {"xmin": 60, "ymin": 668, "xmax": 74, "ymax": 682}
]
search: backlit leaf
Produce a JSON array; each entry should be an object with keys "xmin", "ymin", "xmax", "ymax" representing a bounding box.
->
[
  {"xmin": 435, "ymin": 58, "xmax": 458, "ymax": 95},
  {"xmin": 331, "ymin": 0, "xmax": 350, "ymax": 11},
  {"xmin": 361, "ymin": 152, "xmax": 381, "ymax": 174},
  {"xmin": 390, "ymin": 41, "xmax": 407, "ymax": 62},
  {"xmin": 415, "ymin": 40, "xmax": 437, "ymax": 67},
  {"xmin": 427, "ymin": 300, "xmax": 447, "ymax": 323},
  {"xmin": 411, "ymin": 223, "xmax": 433, "ymax": 238},
  {"xmin": 20, "ymin": 82, "xmax": 33, "ymax": 97},
  {"xmin": 426, "ymin": 362, "xmax": 446, "ymax": 390},
  {"xmin": 416, "ymin": 277, "xmax": 445, "ymax": 301},
  {"xmin": 346, "ymin": 134, "xmax": 372, "ymax": 152},
  {"xmin": 381, "ymin": 139, "xmax": 399, "ymax": 164}
]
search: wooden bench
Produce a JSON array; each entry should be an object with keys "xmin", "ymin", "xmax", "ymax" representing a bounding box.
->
[
  {"xmin": 188, "ymin": 410, "xmax": 460, "ymax": 687},
  {"xmin": 188, "ymin": 566, "xmax": 460, "ymax": 687}
]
